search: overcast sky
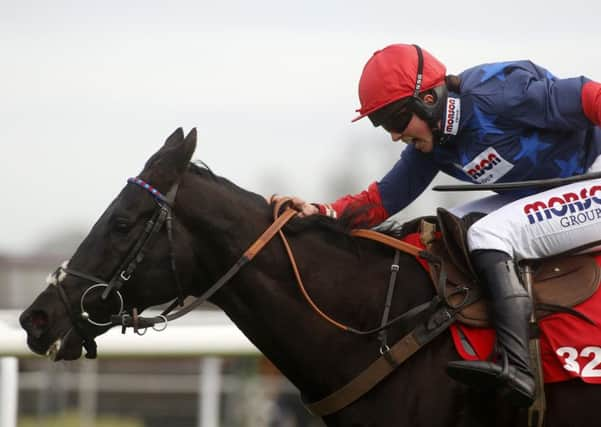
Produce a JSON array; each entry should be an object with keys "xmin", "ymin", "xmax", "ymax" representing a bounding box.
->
[{"xmin": 2, "ymin": 0, "xmax": 601, "ymax": 255}]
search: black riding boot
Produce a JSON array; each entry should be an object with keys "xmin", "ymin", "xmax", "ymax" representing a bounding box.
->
[{"xmin": 446, "ymin": 250, "xmax": 535, "ymax": 408}]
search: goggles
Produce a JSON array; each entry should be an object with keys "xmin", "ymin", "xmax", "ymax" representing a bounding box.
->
[
  {"xmin": 368, "ymin": 99, "xmax": 413, "ymax": 134},
  {"xmin": 379, "ymin": 111, "xmax": 413, "ymax": 134}
]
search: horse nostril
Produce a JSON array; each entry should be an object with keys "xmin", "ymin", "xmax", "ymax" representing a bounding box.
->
[
  {"xmin": 25, "ymin": 310, "xmax": 50, "ymax": 338},
  {"xmin": 31, "ymin": 310, "xmax": 49, "ymax": 328}
]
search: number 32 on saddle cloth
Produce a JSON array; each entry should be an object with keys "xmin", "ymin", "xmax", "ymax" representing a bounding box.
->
[{"xmin": 402, "ymin": 231, "xmax": 601, "ymax": 385}]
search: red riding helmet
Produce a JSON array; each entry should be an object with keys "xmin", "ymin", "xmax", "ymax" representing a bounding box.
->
[{"xmin": 352, "ymin": 44, "xmax": 447, "ymax": 123}]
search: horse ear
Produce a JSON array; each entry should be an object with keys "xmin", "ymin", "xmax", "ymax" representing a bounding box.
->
[
  {"xmin": 166, "ymin": 127, "xmax": 186, "ymax": 148},
  {"xmin": 183, "ymin": 128, "xmax": 197, "ymax": 156},
  {"xmin": 140, "ymin": 127, "xmax": 197, "ymax": 191}
]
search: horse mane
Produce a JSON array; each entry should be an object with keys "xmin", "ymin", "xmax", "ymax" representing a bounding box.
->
[
  {"xmin": 185, "ymin": 161, "xmax": 417, "ymax": 241},
  {"xmin": 187, "ymin": 160, "xmax": 267, "ymax": 206}
]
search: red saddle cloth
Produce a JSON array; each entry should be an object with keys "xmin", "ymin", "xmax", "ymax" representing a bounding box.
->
[{"xmin": 403, "ymin": 233, "xmax": 601, "ymax": 384}]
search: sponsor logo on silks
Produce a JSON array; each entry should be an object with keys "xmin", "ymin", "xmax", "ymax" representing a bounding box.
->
[
  {"xmin": 523, "ymin": 185, "xmax": 601, "ymax": 225},
  {"xmin": 443, "ymin": 97, "xmax": 461, "ymax": 135},
  {"xmin": 463, "ymin": 147, "xmax": 514, "ymax": 184}
]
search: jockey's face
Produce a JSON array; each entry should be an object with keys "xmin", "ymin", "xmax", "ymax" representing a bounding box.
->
[{"xmin": 388, "ymin": 114, "xmax": 434, "ymax": 153}]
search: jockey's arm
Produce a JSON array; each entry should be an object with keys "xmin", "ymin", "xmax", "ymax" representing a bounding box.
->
[
  {"xmin": 316, "ymin": 181, "xmax": 389, "ymax": 226},
  {"xmin": 271, "ymin": 145, "xmax": 439, "ymax": 228},
  {"xmin": 269, "ymin": 184, "xmax": 388, "ymax": 228}
]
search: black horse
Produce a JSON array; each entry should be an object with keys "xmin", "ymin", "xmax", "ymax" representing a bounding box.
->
[{"xmin": 20, "ymin": 128, "xmax": 601, "ymax": 426}]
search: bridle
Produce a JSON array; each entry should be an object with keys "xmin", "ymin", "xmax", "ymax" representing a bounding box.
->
[
  {"xmin": 52, "ymin": 175, "xmax": 298, "ymax": 358},
  {"xmin": 52, "ymin": 177, "xmax": 183, "ymax": 357}
]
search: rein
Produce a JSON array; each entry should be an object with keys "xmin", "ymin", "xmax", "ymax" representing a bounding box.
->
[
  {"xmin": 273, "ymin": 203, "xmax": 438, "ymax": 336},
  {"xmin": 119, "ymin": 195, "xmax": 432, "ymax": 335}
]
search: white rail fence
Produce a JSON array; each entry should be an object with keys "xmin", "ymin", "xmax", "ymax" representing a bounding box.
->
[{"xmin": 0, "ymin": 310, "xmax": 261, "ymax": 427}]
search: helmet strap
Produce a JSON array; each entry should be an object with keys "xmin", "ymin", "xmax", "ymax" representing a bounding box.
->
[
  {"xmin": 409, "ymin": 86, "xmax": 449, "ymax": 146},
  {"xmin": 412, "ymin": 44, "xmax": 424, "ymax": 98},
  {"xmin": 408, "ymin": 45, "xmax": 449, "ymax": 145}
]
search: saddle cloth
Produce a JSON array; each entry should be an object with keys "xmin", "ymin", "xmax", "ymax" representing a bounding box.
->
[
  {"xmin": 450, "ymin": 268, "xmax": 601, "ymax": 384},
  {"xmin": 403, "ymin": 231, "xmax": 601, "ymax": 384}
]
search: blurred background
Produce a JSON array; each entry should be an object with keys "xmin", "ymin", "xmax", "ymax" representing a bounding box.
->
[{"xmin": 1, "ymin": 0, "xmax": 600, "ymax": 425}]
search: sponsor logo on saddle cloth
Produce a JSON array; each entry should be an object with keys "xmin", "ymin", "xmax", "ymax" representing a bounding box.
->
[
  {"xmin": 463, "ymin": 147, "xmax": 514, "ymax": 184},
  {"xmin": 402, "ymin": 232, "xmax": 601, "ymax": 384}
]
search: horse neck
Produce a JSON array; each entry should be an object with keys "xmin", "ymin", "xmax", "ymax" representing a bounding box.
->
[{"xmin": 177, "ymin": 169, "xmax": 433, "ymax": 399}]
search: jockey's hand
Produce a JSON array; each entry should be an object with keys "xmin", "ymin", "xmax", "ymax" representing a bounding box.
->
[{"xmin": 268, "ymin": 195, "xmax": 319, "ymax": 217}]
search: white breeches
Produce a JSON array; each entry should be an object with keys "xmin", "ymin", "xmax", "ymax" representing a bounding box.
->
[{"xmin": 449, "ymin": 178, "xmax": 601, "ymax": 260}]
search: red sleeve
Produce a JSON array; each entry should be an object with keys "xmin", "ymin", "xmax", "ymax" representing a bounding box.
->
[
  {"xmin": 582, "ymin": 81, "xmax": 601, "ymax": 126},
  {"xmin": 317, "ymin": 182, "xmax": 390, "ymax": 228}
]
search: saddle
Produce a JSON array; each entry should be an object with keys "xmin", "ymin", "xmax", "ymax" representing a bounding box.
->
[{"xmin": 421, "ymin": 208, "xmax": 601, "ymax": 327}]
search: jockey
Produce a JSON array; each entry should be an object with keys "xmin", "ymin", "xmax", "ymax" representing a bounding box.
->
[{"xmin": 274, "ymin": 43, "xmax": 601, "ymax": 408}]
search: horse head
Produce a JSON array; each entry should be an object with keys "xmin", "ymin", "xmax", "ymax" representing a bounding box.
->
[{"xmin": 20, "ymin": 127, "xmax": 201, "ymax": 360}]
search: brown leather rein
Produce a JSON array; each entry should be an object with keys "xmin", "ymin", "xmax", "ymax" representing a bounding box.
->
[
  {"xmin": 274, "ymin": 202, "xmax": 431, "ymax": 334},
  {"xmin": 128, "ymin": 197, "xmax": 430, "ymax": 334}
]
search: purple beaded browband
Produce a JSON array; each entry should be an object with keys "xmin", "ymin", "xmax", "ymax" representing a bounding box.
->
[{"xmin": 127, "ymin": 177, "xmax": 169, "ymax": 203}]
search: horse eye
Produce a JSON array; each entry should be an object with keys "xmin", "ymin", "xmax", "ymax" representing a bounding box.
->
[{"xmin": 113, "ymin": 218, "xmax": 132, "ymax": 233}]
